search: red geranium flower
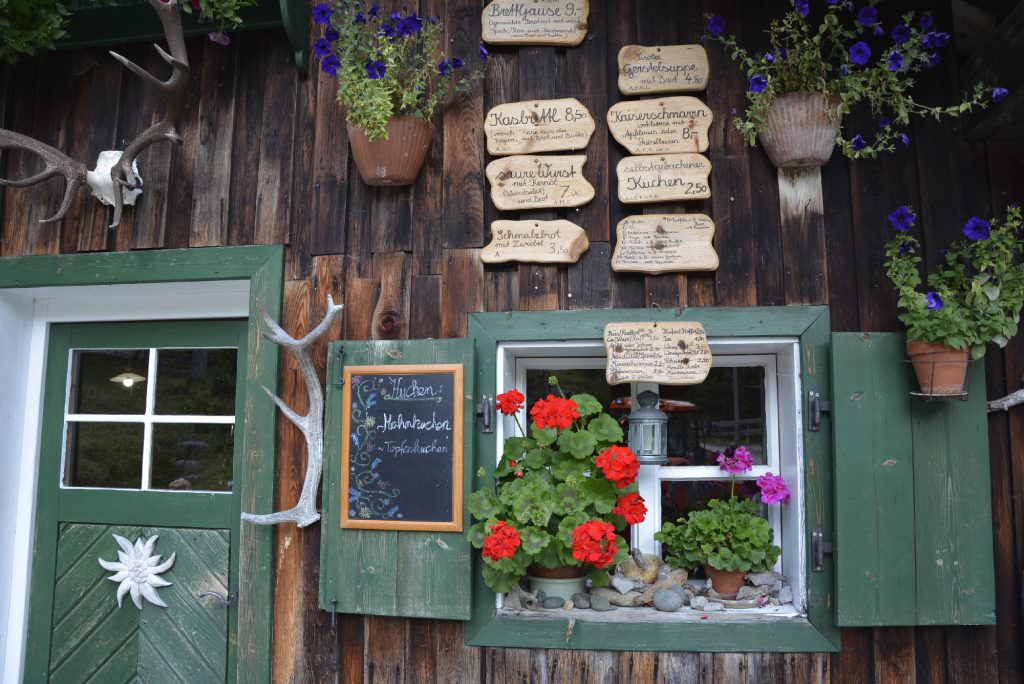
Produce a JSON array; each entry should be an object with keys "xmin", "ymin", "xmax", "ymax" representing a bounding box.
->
[
  {"xmin": 612, "ymin": 492, "xmax": 647, "ymax": 524},
  {"xmin": 482, "ymin": 521, "xmax": 521, "ymax": 562},
  {"xmin": 530, "ymin": 394, "xmax": 580, "ymax": 430},
  {"xmin": 571, "ymin": 520, "xmax": 618, "ymax": 569},
  {"xmin": 496, "ymin": 389, "xmax": 525, "ymax": 415},
  {"xmin": 595, "ymin": 445, "xmax": 640, "ymax": 488}
]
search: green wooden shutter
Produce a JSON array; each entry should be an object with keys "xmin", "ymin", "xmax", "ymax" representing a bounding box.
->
[
  {"xmin": 319, "ymin": 338, "xmax": 475, "ymax": 620},
  {"xmin": 831, "ymin": 332, "xmax": 995, "ymax": 626}
]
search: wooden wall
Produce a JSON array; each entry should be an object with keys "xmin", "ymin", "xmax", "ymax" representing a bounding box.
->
[{"xmin": 2, "ymin": 0, "xmax": 1023, "ymax": 681}]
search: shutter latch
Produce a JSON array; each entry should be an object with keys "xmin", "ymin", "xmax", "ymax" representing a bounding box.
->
[
  {"xmin": 812, "ymin": 529, "xmax": 833, "ymax": 572},
  {"xmin": 808, "ymin": 391, "xmax": 831, "ymax": 432},
  {"xmin": 476, "ymin": 395, "xmax": 494, "ymax": 434}
]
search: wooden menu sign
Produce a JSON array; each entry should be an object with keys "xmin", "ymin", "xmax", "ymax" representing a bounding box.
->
[
  {"xmin": 482, "ymin": 220, "xmax": 589, "ymax": 264},
  {"xmin": 482, "ymin": 0, "xmax": 589, "ymax": 46},
  {"xmin": 617, "ymin": 154, "xmax": 711, "ymax": 204},
  {"xmin": 612, "ymin": 214, "xmax": 718, "ymax": 273},
  {"xmin": 485, "ymin": 98, "xmax": 595, "ymax": 156},
  {"xmin": 486, "ymin": 155, "xmax": 594, "ymax": 210},
  {"xmin": 607, "ymin": 96, "xmax": 712, "ymax": 154},
  {"xmin": 604, "ymin": 322, "xmax": 712, "ymax": 386},
  {"xmin": 341, "ymin": 365, "xmax": 464, "ymax": 531},
  {"xmin": 617, "ymin": 44, "xmax": 710, "ymax": 94}
]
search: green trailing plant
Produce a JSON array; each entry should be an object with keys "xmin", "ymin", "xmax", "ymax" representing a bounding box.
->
[
  {"xmin": 467, "ymin": 378, "xmax": 646, "ymax": 593},
  {"xmin": 884, "ymin": 204, "xmax": 1024, "ymax": 360},
  {"xmin": 313, "ymin": 1, "xmax": 488, "ymax": 141},
  {"xmin": 655, "ymin": 446, "xmax": 787, "ymax": 573},
  {"xmin": 703, "ymin": 1, "xmax": 1008, "ymax": 159}
]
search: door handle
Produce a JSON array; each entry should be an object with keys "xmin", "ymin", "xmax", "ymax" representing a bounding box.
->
[{"xmin": 199, "ymin": 590, "xmax": 237, "ymax": 606}]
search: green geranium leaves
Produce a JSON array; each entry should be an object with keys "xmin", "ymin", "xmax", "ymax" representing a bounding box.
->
[
  {"xmin": 569, "ymin": 393, "xmax": 603, "ymax": 417},
  {"xmin": 468, "ymin": 489, "xmax": 501, "ymax": 521},
  {"xmin": 557, "ymin": 429, "xmax": 597, "ymax": 459},
  {"xmin": 587, "ymin": 413, "xmax": 623, "ymax": 443},
  {"xmin": 655, "ymin": 497, "xmax": 781, "ymax": 573}
]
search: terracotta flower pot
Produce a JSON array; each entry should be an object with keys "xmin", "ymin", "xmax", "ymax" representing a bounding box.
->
[
  {"xmin": 703, "ymin": 564, "xmax": 747, "ymax": 599},
  {"xmin": 906, "ymin": 341, "xmax": 969, "ymax": 395},
  {"xmin": 757, "ymin": 92, "xmax": 840, "ymax": 169},
  {"xmin": 527, "ymin": 564, "xmax": 585, "ymax": 580},
  {"xmin": 347, "ymin": 115, "xmax": 433, "ymax": 186}
]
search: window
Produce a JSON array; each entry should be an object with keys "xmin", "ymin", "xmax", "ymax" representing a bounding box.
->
[
  {"xmin": 498, "ymin": 338, "xmax": 805, "ymax": 617},
  {"xmin": 63, "ymin": 346, "xmax": 239, "ymax": 491}
]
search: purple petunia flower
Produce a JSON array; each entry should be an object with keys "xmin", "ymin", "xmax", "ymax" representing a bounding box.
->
[
  {"xmin": 765, "ymin": 52, "xmax": 775, "ymax": 64},
  {"xmin": 396, "ymin": 12, "xmax": 423, "ymax": 37},
  {"xmin": 451, "ymin": 57, "xmax": 464, "ymax": 69},
  {"xmin": 794, "ymin": 0, "xmax": 809, "ymax": 17},
  {"xmin": 364, "ymin": 59, "xmax": 387, "ymax": 79},
  {"xmin": 873, "ymin": 24, "xmax": 884, "ymax": 37},
  {"xmin": 878, "ymin": 115, "xmax": 891, "ymax": 128},
  {"xmin": 891, "ymin": 23, "xmax": 911, "ymax": 44},
  {"xmin": 779, "ymin": 47, "xmax": 789, "ymax": 60},
  {"xmin": 899, "ymin": 133, "xmax": 910, "ymax": 146},
  {"xmin": 353, "ymin": 11, "xmax": 365, "ymax": 24},
  {"xmin": 857, "ymin": 6, "xmax": 877, "ymax": 26},
  {"xmin": 919, "ymin": 12, "xmax": 933, "ymax": 30},
  {"xmin": 992, "ymin": 87, "xmax": 1009, "ymax": 102},
  {"xmin": 749, "ymin": 74, "xmax": 768, "ymax": 93},
  {"xmin": 898, "ymin": 241, "xmax": 914, "ymax": 255},
  {"xmin": 851, "ymin": 134, "xmax": 868, "ymax": 151},
  {"xmin": 368, "ymin": 3, "xmax": 379, "ymax": 17},
  {"xmin": 887, "ymin": 50, "xmax": 903, "ymax": 71},
  {"xmin": 208, "ymin": 31, "xmax": 230, "ymax": 46},
  {"xmin": 888, "ymin": 205, "xmax": 916, "ymax": 231},
  {"xmin": 380, "ymin": 22, "xmax": 395, "ymax": 38},
  {"xmin": 312, "ymin": 2, "xmax": 332, "ymax": 24},
  {"xmin": 321, "ymin": 55, "xmax": 340, "ymax": 76},
  {"xmin": 313, "ymin": 38, "xmax": 333, "ymax": 58},
  {"xmin": 923, "ymin": 31, "xmax": 950, "ymax": 50},
  {"xmin": 706, "ymin": 15, "xmax": 727, "ymax": 37},
  {"xmin": 325, "ymin": 27, "xmax": 339, "ymax": 41},
  {"xmin": 963, "ymin": 216, "xmax": 991, "ymax": 241},
  {"xmin": 428, "ymin": 16, "xmax": 437, "ymax": 24},
  {"xmin": 438, "ymin": 59, "xmax": 452, "ymax": 76},
  {"xmin": 390, "ymin": 10, "xmax": 401, "ymax": 21},
  {"xmin": 479, "ymin": 44, "xmax": 490, "ymax": 62},
  {"xmin": 926, "ymin": 291, "xmax": 944, "ymax": 310},
  {"xmin": 840, "ymin": 64, "xmax": 849, "ymax": 76},
  {"xmin": 926, "ymin": 52, "xmax": 941, "ymax": 68},
  {"xmin": 849, "ymin": 41, "xmax": 871, "ymax": 65}
]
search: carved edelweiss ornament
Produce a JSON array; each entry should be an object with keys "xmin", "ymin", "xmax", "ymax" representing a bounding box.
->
[{"xmin": 98, "ymin": 534, "xmax": 175, "ymax": 609}]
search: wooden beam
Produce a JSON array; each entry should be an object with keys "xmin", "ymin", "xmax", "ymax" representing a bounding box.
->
[{"xmin": 961, "ymin": 0, "xmax": 1024, "ymax": 139}]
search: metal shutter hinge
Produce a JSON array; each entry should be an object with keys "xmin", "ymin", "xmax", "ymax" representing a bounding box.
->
[
  {"xmin": 808, "ymin": 391, "xmax": 831, "ymax": 432},
  {"xmin": 476, "ymin": 395, "xmax": 494, "ymax": 434},
  {"xmin": 812, "ymin": 529, "xmax": 833, "ymax": 572}
]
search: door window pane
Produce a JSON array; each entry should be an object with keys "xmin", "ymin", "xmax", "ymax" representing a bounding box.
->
[
  {"xmin": 154, "ymin": 349, "xmax": 238, "ymax": 415},
  {"xmin": 65, "ymin": 422, "xmax": 144, "ymax": 488},
  {"xmin": 151, "ymin": 423, "xmax": 234, "ymax": 491},
  {"xmin": 68, "ymin": 350, "xmax": 149, "ymax": 414},
  {"xmin": 525, "ymin": 369, "xmax": 629, "ymax": 411}
]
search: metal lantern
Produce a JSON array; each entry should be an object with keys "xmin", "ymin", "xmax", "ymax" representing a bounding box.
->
[{"xmin": 627, "ymin": 390, "xmax": 668, "ymax": 465}]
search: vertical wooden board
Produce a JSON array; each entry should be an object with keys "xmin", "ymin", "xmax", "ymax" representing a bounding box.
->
[
  {"xmin": 831, "ymin": 332, "xmax": 916, "ymax": 626},
  {"xmin": 567, "ymin": 242, "xmax": 612, "ymax": 309},
  {"xmin": 24, "ymin": 51, "xmax": 70, "ymax": 254},
  {"xmin": 833, "ymin": 629, "xmax": 874, "ymax": 684},
  {"xmin": 253, "ymin": 36, "xmax": 297, "ymax": 246},
  {"xmin": 820, "ymin": 154, "xmax": 860, "ymax": 331},
  {"xmin": 364, "ymin": 616, "xmax": 408, "ymax": 682},
  {"xmin": 778, "ymin": 167, "xmax": 828, "ymax": 306},
  {"xmin": 371, "ymin": 251, "xmax": 411, "ymax": 340},
  {"xmin": 158, "ymin": 36, "xmax": 202, "ymax": 251},
  {"xmin": 549, "ymin": 649, "xmax": 618, "ymax": 682},
  {"xmin": 945, "ymin": 625, "xmax": 999, "ymax": 684},
  {"xmin": 911, "ymin": 362, "xmax": 996, "ymax": 625},
  {"xmin": 410, "ymin": 0, "xmax": 444, "ymax": 275},
  {"xmin": 190, "ymin": 40, "xmax": 239, "ymax": 248},
  {"xmin": 309, "ymin": 63, "xmax": 349, "ymax": 257},
  {"xmin": 1, "ymin": 56, "xmax": 41, "ymax": 256},
  {"xmin": 872, "ymin": 627, "xmax": 915, "ymax": 684},
  {"xmin": 433, "ymin": 619, "xmax": 481, "ymax": 682},
  {"xmin": 442, "ymin": 0, "xmax": 486, "ymax": 248},
  {"xmin": 370, "ymin": 187, "xmax": 412, "ymax": 254},
  {"xmin": 441, "ymin": 249, "xmax": 484, "ymax": 338},
  {"xmin": 284, "ymin": 45, "xmax": 314, "ymax": 280},
  {"xmin": 409, "ymin": 274, "xmax": 442, "ymax": 338},
  {"xmin": 227, "ymin": 32, "xmax": 268, "ymax": 246},
  {"xmin": 913, "ymin": 627, "xmax": 948, "ymax": 684}
]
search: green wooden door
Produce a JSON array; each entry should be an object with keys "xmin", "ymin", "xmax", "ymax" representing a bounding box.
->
[{"xmin": 25, "ymin": 320, "xmax": 249, "ymax": 683}]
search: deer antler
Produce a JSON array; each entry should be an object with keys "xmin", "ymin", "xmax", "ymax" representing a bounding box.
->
[
  {"xmin": 242, "ymin": 296, "xmax": 345, "ymax": 527},
  {"xmin": 0, "ymin": 131, "xmax": 88, "ymax": 224},
  {"xmin": 0, "ymin": 0, "xmax": 189, "ymax": 226},
  {"xmin": 107, "ymin": 0, "xmax": 190, "ymax": 227}
]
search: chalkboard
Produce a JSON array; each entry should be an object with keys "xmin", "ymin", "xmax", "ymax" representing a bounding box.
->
[{"xmin": 340, "ymin": 365, "xmax": 464, "ymax": 531}]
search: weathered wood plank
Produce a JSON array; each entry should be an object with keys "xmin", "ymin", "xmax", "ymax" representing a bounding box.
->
[
  {"xmin": 227, "ymin": 32, "xmax": 268, "ymax": 247},
  {"xmin": 309, "ymin": 65, "xmax": 349, "ymax": 257},
  {"xmin": 370, "ymin": 251, "xmax": 410, "ymax": 341},
  {"xmin": 253, "ymin": 36, "xmax": 296, "ymax": 246},
  {"xmin": 441, "ymin": 249, "xmax": 484, "ymax": 337},
  {"xmin": 777, "ymin": 168, "xmax": 828, "ymax": 305}
]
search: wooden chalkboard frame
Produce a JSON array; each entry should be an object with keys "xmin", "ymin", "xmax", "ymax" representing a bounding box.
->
[{"xmin": 340, "ymin": 364, "xmax": 464, "ymax": 532}]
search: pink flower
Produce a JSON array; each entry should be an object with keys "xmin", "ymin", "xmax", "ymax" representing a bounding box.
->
[
  {"xmin": 716, "ymin": 446, "xmax": 754, "ymax": 474},
  {"xmin": 208, "ymin": 31, "xmax": 231, "ymax": 46},
  {"xmin": 757, "ymin": 472, "xmax": 790, "ymax": 505}
]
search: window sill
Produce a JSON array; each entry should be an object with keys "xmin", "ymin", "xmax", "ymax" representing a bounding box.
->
[{"xmin": 498, "ymin": 604, "xmax": 803, "ymax": 623}]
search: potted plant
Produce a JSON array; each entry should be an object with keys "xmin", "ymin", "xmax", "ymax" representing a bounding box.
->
[
  {"xmin": 313, "ymin": 1, "xmax": 487, "ymax": 186},
  {"xmin": 703, "ymin": 2, "xmax": 1008, "ymax": 168},
  {"xmin": 654, "ymin": 446, "xmax": 788, "ymax": 599},
  {"xmin": 468, "ymin": 378, "xmax": 646, "ymax": 599},
  {"xmin": 884, "ymin": 204, "xmax": 1024, "ymax": 395}
]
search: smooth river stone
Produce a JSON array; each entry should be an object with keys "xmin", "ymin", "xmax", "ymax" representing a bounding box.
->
[
  {"xmin": 607, "ymin": 96, "xmax": 713, "ymax": 154},
  {"xmin": 485, "ymin": 98, "xmax": 595, "ymax": 156},
  {"xmin": 617, "ymin": 44, "xmax": 710, "ymax": 94}
]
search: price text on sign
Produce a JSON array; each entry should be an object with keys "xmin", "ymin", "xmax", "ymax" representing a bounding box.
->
[
  {"xmin": 340, "ymin": 365, "xmax": 464, "ymax": 532},
  {"xmin": 485, "ymin": 98, "xmax": 595, "ymax": 155},
  {"xmin": 612, "ymin": 214, "xmax": 719, "ymax": 274},
  {"xmin": 617, "ymin": 44, "xmax": 710, "ymax": 95},
  {"xmin": 482, "ymin": 220, "xmax": 590, "ymax": 264},
  {"xmin": 617, "ymin": 154, "xmax": 711, "ymax": 204},
  {"xmin": 607, "ymin": 96, "xmax": 713, "ymax": 155},
  {"xmin": 486, "ymin": 155, "xmax": 595, "ymax": 210},
  {"xmin": 604, "ymin": 322, "xmax": 712, "ymax": 386},
  {"xmin": 482, "ymin": 0, "xmax": 589, "ymax": 46}
]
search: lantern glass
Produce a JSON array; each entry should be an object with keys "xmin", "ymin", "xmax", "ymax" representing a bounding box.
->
[{"xmin": 628, "ymin": 390, "xmax": 668, "ymax": 465}]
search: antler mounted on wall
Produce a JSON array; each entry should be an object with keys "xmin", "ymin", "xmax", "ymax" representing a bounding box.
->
[
  {"xmin": 242, "ymin": 296, "xmax": 345, "ymax": 528},
  {"xmin": 0, "ymin": 0, "xmax": 190, "ymax": 226}
]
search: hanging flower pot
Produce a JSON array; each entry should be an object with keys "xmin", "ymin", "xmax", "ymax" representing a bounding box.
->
[
  {"xmin": 703, "ymin": 564, "xmax": 747, "ymax": 599},
  {"xmin": 906, "ymin": 341, "xmax": 969, "ymax": 396},
  {"xmin": 757, "ymin": 92, "xmax": 840, "ymax": 169},
  {"xmin": 347, "ymin": 116, "xmax": 433, "ymax": 187}
]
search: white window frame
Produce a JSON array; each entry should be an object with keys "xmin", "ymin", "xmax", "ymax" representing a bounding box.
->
[
  {"xmin": 496, "ymin": 338, "xmax": 807, "ymax": 614},
  {"xmin": 62, "ymin": 346, "xmax": 238, "ymax": 493}
]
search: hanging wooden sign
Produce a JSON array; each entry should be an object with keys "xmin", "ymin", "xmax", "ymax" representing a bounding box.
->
[
  {"xmin": 340, "ymin": 365, "xmax": 464, "ymax": 531},
  {"xmin": 482, "ymin": 220, "xmax": 589, "ymax": 264},
  {"xmin": 484, "ymin": 98, "xmax": 596, "ymax": 156},
  {"xmin": 481, "ymin": 0, "xmax": 590, "ymax": 46},
  {"xmin": 617, "ymin": 154, "xmax": 711, "ymax": 204},
  {"xmin": 617, "ymin": 44, "xmax": 710, "ymax": 95},
  {"xmin": 604, "ymin": 322, "xmax": 712, "ymax": 386},
  {"xmin": 486, "ymin": 155, "xmax": 594, "ymax": 210},
  {"xmin": 607, "ymin": 96, "xmax": 713, "ymax": 155},
  {"xmin": 611, "ymin": 214, "xmax": 718, "ymax": 273}
]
